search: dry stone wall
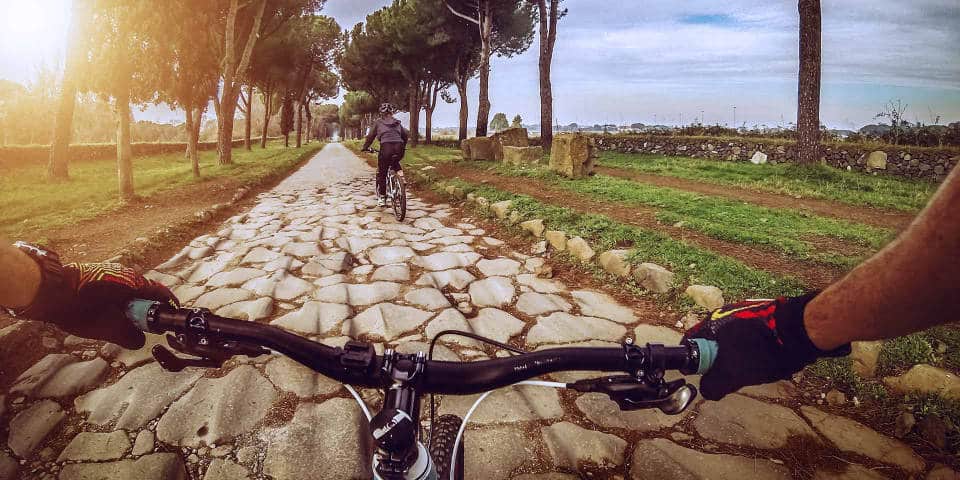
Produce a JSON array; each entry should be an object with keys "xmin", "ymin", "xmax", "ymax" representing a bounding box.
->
[{"xmin": 591, "ymin": 134, "xmax": 958, "ymax": 181}]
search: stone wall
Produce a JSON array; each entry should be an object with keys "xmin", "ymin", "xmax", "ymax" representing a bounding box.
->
[{"xmin": 590, "ymin": 134, "xmax": 959, "ymax": 181}]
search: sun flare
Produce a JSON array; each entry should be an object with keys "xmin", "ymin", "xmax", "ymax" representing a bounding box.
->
[{"xmin": 0, "ymin": 0, "xmax": 71, "ymax": 75}]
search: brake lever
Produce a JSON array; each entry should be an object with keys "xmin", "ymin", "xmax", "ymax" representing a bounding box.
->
[
  {"xmin": 151, "ymin": 332, "xmax": 271, "ymax": 372},
  {"xmin": 568, "ymin": 375, "xmax": 698, "ymax": 415}
]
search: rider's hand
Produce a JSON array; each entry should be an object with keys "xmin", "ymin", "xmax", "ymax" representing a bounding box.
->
[
  {"xmin": 21, "ymin": 263, "xmax": 179, "ymax": 349},
  {"xmin": 682, "ymin": 293, "xmax": 850, "ymax": 400}
]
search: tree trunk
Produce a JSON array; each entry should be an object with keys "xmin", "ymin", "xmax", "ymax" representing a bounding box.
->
[
  {"xmin": 537, "ymin": 0, "xmax": 559, "ymax": 153},
  {"xmin": 217, "ymin": 86, "xmax": 240, "ymax": 165},
  {"xmin": 425, "ymin": 105, "xmax": 434, "ymax": 144},
  {"xmin": 48, "ymin": 75, "xmax": 77, "ymax": 180},
  {"xmin": 296, "ymin": 102, "xmax": 303, "ymax": 148},
  {"xmin": 408, "ymin": 83, "xmax": 421, "ymax": 148},
  {"xmin": 47, "ymin": 0, "xmax": 86, "ymax": 180},
  {"xmin": 216, "ymin": 0, "xmax": 266, "ymax": 165},
  {"xmin": 260, "ymin": 87, "xmax": 271, "ymax": 148},
  {"xmin": 475, "ymin": 3, "xmax": 493, "ymax": 137},
  {"xmin": 184, "ymin": 106, "xmax": 199, "ymax": 177},
  {"xmin": 244, "ymin": 84, "xmax": 253, "ymax": 150},
  {"xmin": 115, "ymin": 89, "xmax": 134, "ymax": 202},
  {"xmin": 456, "ymin": 79, "xmax": 469, "ymax": 141},
  {"xmin": 797, "ymin": 0, "xmax": 822, "ymax": 165}
]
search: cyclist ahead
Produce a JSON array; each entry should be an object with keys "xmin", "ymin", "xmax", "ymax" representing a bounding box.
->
[{"xmin": 362, "ymin": 103, "xmax": 409, "ymax": 207}]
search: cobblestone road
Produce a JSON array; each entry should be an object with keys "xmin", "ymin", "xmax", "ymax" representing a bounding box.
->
[{"xmin": 0, "ymin": 144, "xmax": 943, "ymax": 479}]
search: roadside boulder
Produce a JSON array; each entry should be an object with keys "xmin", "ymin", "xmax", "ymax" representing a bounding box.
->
[
  {"xmin": 866, "ymin": 151, "xmax": 888, "ymax": 170},
  {"xmin": 598, "ymin": 250, "xmax": 631, "ymax": 277},
  {"xmin": 566, "ymin": 237, "xmax": 595, "ymax": 262},
  {"xmin": 685, "ymin": 285, "xmax": 725, "ymax": 310},
  {"xmin": 633, "ymin": 262, "xmax": 675, "ymax": 293},
  {"xmin": 490, "ymin": 200, "xmax": 513, "ymax": 219},
  {"xmin": 549, "ymin": 133, "xmax": 596, "ymax": 179},
  {"xmin": 520, "ymin": 219, "xmax": 545, "ymax": 237},
  {"xmin": 502, "ymin": 146, "xmax": 544, "ymax": 166},
  {"xmin": 462, "ymin": 137, "xmax": 496, "ymax": 160},
  {"xmin": 750, "ymin": 151, "xmax": 768, "ymax": 165},
  {"xmin": 850, "ymin": 341, "xmax": 883, "ymax": 378},
  {"xmin": 545, "ymin": 231, "xmax": 567, "ymax": 251},
  {"xmin": 883, "ymin": 364, "xmax": 960, "ymax": 400}
]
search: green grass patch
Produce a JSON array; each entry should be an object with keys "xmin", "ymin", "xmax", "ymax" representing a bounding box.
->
[
  {"xmin": 1, "ymin": 141, "xmax": 322, "ymax": 239},
  {"xmin": 408, "ymin": 169, "xmax": 805, "ymax": 303},
  {"xmin": 599, "ymin": 152, "xmax": 937, "ymax": 212},
  {"xmin": 468, "ymin": 161, "xmax": 894, "ymax": 269}
]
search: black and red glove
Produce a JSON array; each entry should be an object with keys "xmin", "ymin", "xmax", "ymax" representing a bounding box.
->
[
  {"xmin": 16, "ymin": 261, "xmax": 178, "ymax": 350},
  {"xmin": 682, "ymin": 293, "xmax": 850, "ymax": 400}
]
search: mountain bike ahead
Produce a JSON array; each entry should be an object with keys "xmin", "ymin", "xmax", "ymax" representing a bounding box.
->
[
  {"xmin": 125, "ymin": 299, "xmax": 718, "ymax": 480},
  {"xmin": 364, "ymin": 147, "xmax": 407, "ymax": 222}
]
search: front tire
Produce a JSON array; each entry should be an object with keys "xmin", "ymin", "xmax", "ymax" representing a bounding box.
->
[{"xmin": 429, "ymin": 414, "xmax": 464, "ymax": 480}]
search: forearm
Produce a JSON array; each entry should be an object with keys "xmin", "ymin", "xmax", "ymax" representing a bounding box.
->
[
  {"xmin": 0, "ymin": 240, "xmax": 42, "ymax": 308},
  {"xmin": 805, "ymin": 166, "xmax": 960, "ymax": 350}
]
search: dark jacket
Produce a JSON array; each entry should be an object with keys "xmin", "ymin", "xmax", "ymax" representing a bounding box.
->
[{"xmin": 362, "ymin": 117, "xmax": 408, "ymax": 150}]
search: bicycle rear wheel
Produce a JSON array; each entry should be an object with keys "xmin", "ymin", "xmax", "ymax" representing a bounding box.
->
[
  {"xmin": 391, "ymin": 173, "xmax": 407, "ymax": 221},
  {"xmin": 429, "ymin": 414, "xmax": 464, "ymax": 480}
]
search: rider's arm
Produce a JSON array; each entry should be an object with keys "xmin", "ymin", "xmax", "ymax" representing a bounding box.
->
[
  {"xmin": 0, "ymin": 240, "xmax": 41, "ymax": 308},
  {"xmin": 361, "ymin": 120, "xmax": 378, "ymax": 151},
  {"xmin": 685, "ymin": 165, "xmax": 960, "ymax": 400},
  {"xmin": 400, "ymin": 125, "xmax": 409, "ymax": 145},
  {"xmin": 805, "ymin": 165, "xmax": 960, "ymax": 350},
  {"xmin": 0, "ymin": 239, "xmax": 178, "ymax": 348}
]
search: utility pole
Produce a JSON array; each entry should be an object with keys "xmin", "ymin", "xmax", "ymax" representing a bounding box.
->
[{"xmin": 733, "ymin": 106, "xmax": 737, "ymax": 128}]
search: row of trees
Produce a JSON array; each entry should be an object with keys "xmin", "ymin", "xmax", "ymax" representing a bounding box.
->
[
  {"xmin": 42, "ymin": 0, "xmax": 342, "ymax": 200},
  {"xmin": 336, "ymin": 0, "xmax": 837, "ymax": 166},
  {"xmin": 338, "ymin": 0, "xmax": 564, "ymax": 151}
]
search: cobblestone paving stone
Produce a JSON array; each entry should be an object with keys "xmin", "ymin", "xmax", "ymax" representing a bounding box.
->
[{"xmin": 0, "ymin": 144, "xmax": 944, "ymax": 479}]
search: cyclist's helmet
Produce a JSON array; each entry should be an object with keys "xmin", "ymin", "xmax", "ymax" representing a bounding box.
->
[{"xmin": 379, "ymin": 103, "xmax": 396, "ymax": 115}]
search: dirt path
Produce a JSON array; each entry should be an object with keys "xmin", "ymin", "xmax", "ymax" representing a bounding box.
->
[
  {"xmin": 435, "ymin": 164, "xmax": 846, "ymax": 289},
  {"xmin": 595, "ymin": 165, "xmax": 915, "ymax": 231}
]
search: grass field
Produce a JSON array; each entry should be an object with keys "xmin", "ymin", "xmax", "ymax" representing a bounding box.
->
[
  {"xmin": 481, "ymin": 163, "xmax": 894, "ymax": 268},
  {"xmin": 599, "ymin": 151, "xmax": 938, "ymax": 212},
  {"xmin": 0, "ymin": 141, "xmax": 322, "ymax": 239}
]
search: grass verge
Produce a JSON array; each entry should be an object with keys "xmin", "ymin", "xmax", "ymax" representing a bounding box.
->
[
  {"xmin": 599, "ymin": 151, "xmax": 938, "ymax": 212},
  {"xmin": 394, "ymin": 161, "xmax": 806, "ymax": 305},
  {"xmin": 406, "ymin": 145, "xmax": 894, "ymax": 269},
  {"xmin": 1, "ymin": 141, "xmax": 322, "ymax": 239}
]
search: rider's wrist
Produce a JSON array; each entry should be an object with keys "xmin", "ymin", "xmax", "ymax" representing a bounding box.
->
[
  {"xmin": 775, "ymin": 292, "xmax": 851, "ymax": 365},
  {"xmin": 5, "ymin": 242, "xmax": 70, "ymax": 320}
]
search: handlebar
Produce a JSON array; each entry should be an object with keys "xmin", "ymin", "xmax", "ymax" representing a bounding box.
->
[{"xmin": 125, "ymin": 299, "xmax": 717, "ymax": 395}]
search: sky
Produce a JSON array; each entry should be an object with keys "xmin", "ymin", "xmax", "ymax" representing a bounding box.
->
[{"xmin": 2, "ymin": 0, "xmax": 958, "ymax": 130}]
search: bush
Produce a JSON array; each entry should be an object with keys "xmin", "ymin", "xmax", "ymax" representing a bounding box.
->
[{"xmin": 0, "ymin": 138, "xmax": 282, "ymax": 169}]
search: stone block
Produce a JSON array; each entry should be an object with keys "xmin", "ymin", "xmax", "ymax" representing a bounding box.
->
[
  {"xmin": 502, "ymin": 146, "xmax": 544, "ymax": 166},
  {"xmin": 685, "ymin": 285, "xmax": 724, "ymax": 310},
  {"xmin": 520, "ymin": 219, "xmax": 545, "ymax": 237},
  {"xmin": 490, "ymin": 200, "xmax": 512, "ymax": 219},
  {"xmin": 750, "ymin": 151, "xmax": 768, "ymax": 165},
  {"xmin": 633, "ymin": 262, "xmax": 675, "ymax": 293},
  {"xmin": 867, "ymin": 150, "xmax": 888, "ymax": 170},
  {"xmin": 545, "ymin": 230, "xmax": 567, "ymax": 251},
  {"xmin": 462, "ymin": 136, "xmax": 496, "ymax": 160},
  {"xmin": 597, "ymin": 250, "xmax": 631, "ymax": 277},
  {"xmin": 549, "ymin": 133, "xmax": 596, "ymax": 178},
  {"xmin": 566, "ymin": 237, "xmax": 595, "ymax": 262}
]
